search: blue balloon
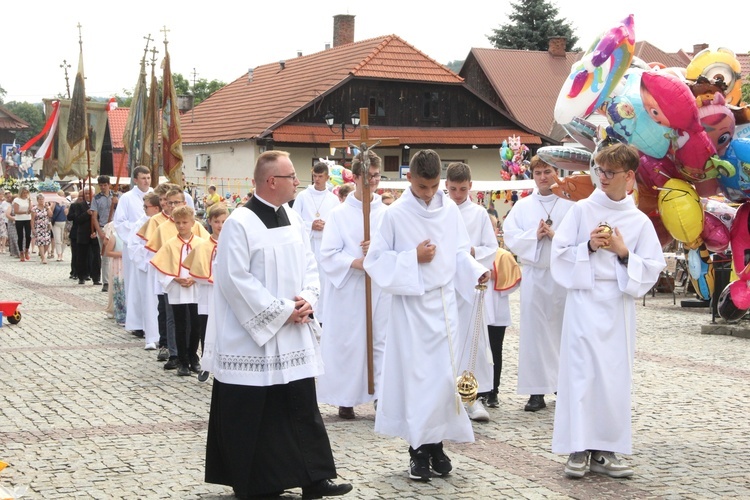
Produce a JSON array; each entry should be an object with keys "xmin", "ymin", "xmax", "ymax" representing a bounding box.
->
[{"xmin": 718, "ymin": 138, "xmax": 750, "ymax": 202}]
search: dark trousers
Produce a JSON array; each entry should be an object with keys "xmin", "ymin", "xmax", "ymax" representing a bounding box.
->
[
  {"xmin": 172, "ymin": 303, "xmax": 200, "ymax": 367},
  {"xmin": 75, "ymin": 240, "xmax": 101, "ymax": 281},
  {"xmin": 69, "ymin": 237, "xmax": 77, "ymax": 277},
  {"xmin": 198, "ymin": 313, "xmax": 208, "ymax": 353},
  {"xmin": 15, "ymin": 220, "xmax": 31, "ymax": 253},
  {"xmin": 487, "ymin": 325, "xmax": 506, "ymax": 394}
]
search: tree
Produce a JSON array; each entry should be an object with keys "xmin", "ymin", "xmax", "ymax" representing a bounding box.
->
[
  {"xmin": 0, "ymin": 84, "xmax": 6, "ymax": 105},
  {"xmin": 487, "ymin": 0, "xmax": 579, "ymax": 52},
  {"xmin": 445, "ymin": 60, "xmax": 464, "ymax": 73},
  {"xmin": 3, "ymin": 101, "xmax": 45, "ymax": 143}
]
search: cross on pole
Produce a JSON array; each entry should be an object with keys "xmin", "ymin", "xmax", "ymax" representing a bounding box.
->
[{"xmin": 332, "ymin": 107, "xmax": 399, "ymax": 394}]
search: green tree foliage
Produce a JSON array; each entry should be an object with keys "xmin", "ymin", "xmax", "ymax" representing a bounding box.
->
[
  {"xmin": 743, "ymin": 78, "xmax": 750, "ymax": 106},
  {"xmin": 445, "ymin": 60, "xmax": 464, "ymax": 73},
  {"xmin": 3, "ymin": 101, "xmax": 45, "ymax": 143},
  {"xmin": 487, "ymin": 0, "xmax": 579, "ymax": 52},
  {"xmin": 0, "ymin": 85, "xmax": 6, "ymax": 105}
]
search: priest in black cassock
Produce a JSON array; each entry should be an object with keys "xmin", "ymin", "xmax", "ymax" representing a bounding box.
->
[{"xmin": 203, "ymin": 150, "xmax": 352, "ymax": 499}]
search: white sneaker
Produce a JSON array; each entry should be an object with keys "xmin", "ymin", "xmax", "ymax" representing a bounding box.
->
[
  {"xmin": 466, "ymin": 399, "xmax": 490, "ymax": 422},
  {"xmin": 564, "ymin": 451, "xmax": 589, "ymax": 478},
  {"xmin": 144, "ymin": 342, "xmax": 157, "ymax": 350},
  {"xmin": 590, "ymin": 451, "xmax": 633, "ymax": 478}
]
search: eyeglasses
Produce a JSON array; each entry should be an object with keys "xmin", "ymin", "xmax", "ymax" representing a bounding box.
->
[
  {"xmin": 369, "ymin": 173, "xmax": 381, "ymax": 180},
  {"xmin": 166, "ymin": 201, "xmax": 184, "ymax": 206},
  {"xmin": 272, "ymin": 174, "xmax": 297, "ymax": 181},
  {"xmin": 594, "ymin": 167, "xmax": 627, "ymax": 179}
]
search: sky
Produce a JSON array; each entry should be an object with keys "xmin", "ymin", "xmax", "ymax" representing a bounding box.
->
[{"xmin": 2, "ymin": 0, "xmax": 748, "ymax": 105}]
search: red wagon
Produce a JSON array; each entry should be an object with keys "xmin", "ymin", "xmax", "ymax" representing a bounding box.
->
[{"xmin": 0, "ymin": 301, "xmax": 22, "ymax": 325}]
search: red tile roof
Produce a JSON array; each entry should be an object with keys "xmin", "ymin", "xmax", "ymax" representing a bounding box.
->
[
  {"xmin": 468, "ymin": 47, "xmax": 580, "ymax": 140},
  {"xmin": 633, "ymin": 41, "xmax": 687, "ymax": 68},
  {"xmin": 181, "ymin": 35, "xmax": 464, "ymax": 145},
  {"xmin": 273, "ymin": 123, "xmax": 540, "ymax": 146},
  {"xmin": 107, "ymin": 108, "xmax": 129, "ymax": 149},
  {"xmin": 0, "ymin": 106, "xmax": 30, "ymax": 130}
]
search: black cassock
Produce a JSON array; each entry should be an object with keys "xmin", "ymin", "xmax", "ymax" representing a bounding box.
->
[{"xmin": 204, "ymin": 196, "xmax": 337, "ymax": 497}]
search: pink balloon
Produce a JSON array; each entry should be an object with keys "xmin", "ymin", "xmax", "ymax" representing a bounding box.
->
[
  {"xmin": 729, "ymin": 280, "xmax": 750, "ymax": 310},
  {"xmin": 701, "ymin": 212, "xmax": 730, "ymax": 252},
  {"xmin": 637, "ymin": 154, "xmax": 678, "ymax": 189},
  {"xmin": 730, "ymin": 202, "xmax": 750, "ymax": 281}
]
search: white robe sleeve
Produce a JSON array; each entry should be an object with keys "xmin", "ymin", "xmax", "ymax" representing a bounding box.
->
[
  {"xmin": 614, "ymin": 227, "xmax": 667, "ymax": 298},
  {"xmin": 473, "ymin": 211, "xmax": 499, "ymax": 269},
  {"xmin": 550, "ymin": 205, "xmax": 596, "ymax": 289},
  {"xmin": 214, "ymin": 217, "xmax": 296, "ymax": 347},
  {"xmin": 502, "ymin": 204, "xmax": 543, "ymax": 263},
  {"xmin": 297, "ymin": 222, "xmax": 320, "ymax": 308},
  {"xmin": 454, "ymin": 215, "xmax": 491, "ymax": 303},
  {"xmin": 318, "ymin": 210, "xmax": 357, "ymax": 289},
  {"xmin": 363, "ymin": 210, "xmax": 423, "ymax": 295}
]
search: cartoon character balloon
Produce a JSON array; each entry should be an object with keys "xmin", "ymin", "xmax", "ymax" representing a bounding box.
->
[
  {"xmin": 686, "ymin": 47, "xmax": 744, "ymax": 106},
  {"xmin": 554, "ymin": 14, "xmax": 635, "ymax": 125}
]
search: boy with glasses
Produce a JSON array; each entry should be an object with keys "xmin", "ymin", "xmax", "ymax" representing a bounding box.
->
[{"xmin": 550, "ymin": 142, "xmax": 666, "ymax": 479}]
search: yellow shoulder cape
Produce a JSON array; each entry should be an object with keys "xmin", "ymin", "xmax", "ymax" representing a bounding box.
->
[
  {"xmin": 493, "ymin": 248, "xmax": 522, "ymax": 291},
  {"xmin": 184, "ymin": 237, "xmax": 218, "ymax": 282},
  {"xmin": 150, "ymin": 234, "xmax": 207, "ymax": 277}
]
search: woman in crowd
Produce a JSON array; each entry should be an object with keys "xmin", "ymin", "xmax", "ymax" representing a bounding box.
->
[
  {"xmin": 31, "ymin": 193, "xmax": 52, "ymax": 264},
  {"xmin": 12, "ymin": 187, "xmax": 32, "ymax": 261},
  {"xmin": 50, "ymin": 191, "xmax": 69, "ymax": 261}
]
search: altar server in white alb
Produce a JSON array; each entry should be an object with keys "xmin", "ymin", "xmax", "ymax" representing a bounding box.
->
[
  {"xmin": 445, "ymin": 161, "xmax": 498, "ymax": 423},
  {"xmin": 364, "ymin": 149, "xmax": 490, "ymax": 483},
  {"xmin": 502, "ymin": 155, "xmax": 574, "ymax": 413},
  {"xmin": 292, "ymin": 161, "xmax": 340, "ymax": 325},
  {"xmin": 550, "ymin": 142, "xmax": 665, "ymax": 479},
  {"xmin": 317, "ymin": 150, "xmax": 390, "ymax": 421},
  {"xmin": 113, "ymin": 165, "xmax": 153, "ymax": 336}
]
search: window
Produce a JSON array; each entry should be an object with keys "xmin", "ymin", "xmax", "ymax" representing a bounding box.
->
[
  {"xmin": 384, "ymin": 155, "xmax": 399, "ymax": 173},
  {"xmin": 422, "ymin": 92, "xmax": 439, "ymax": 119},
  {"xmin": 369, "ymin": 96, "xmax": 385, "ymax": 117}
]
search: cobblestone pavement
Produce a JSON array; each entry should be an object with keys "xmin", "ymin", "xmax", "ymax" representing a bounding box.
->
[{"xmin": 2, "ymin": 254, "xmax": 750, "ymax": 499}]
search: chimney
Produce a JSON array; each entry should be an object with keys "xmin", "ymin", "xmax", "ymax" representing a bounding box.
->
[
  {"xmin": 297, "ymin": 50, "xmax": 303, "ymax": 57},
  {"xmin": 693, "ymin": 43, "xmax": 709, "ymax": 54},
  {"xmin": 548, "ymin": 37, "xmax": 566, "ymax": 57},
  {"xmin": 279, "ymin": 60, "xmax": 286, "ymax": 70},
  {"xmin": 333, "ymin": 14, "xmax": 355, "ymax": 47},
  {"xmin": 325, "ymin": 43, "xmax": 331, "ymax": 50}
]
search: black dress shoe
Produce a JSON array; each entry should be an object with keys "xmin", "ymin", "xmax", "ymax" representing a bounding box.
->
[
  {"xmin": 78, "ymin": 279, "xmax": 85, "ymax": 285},
  {"xmin": 93, "ymin": 281, "xmax": 102, "ymax": 286},
  {"xmin": 338, "ymin": 406, "xmax": 355, "ymax": 419},
  {"xmin": 301, "ymin": 479, "xmax": 353, "ymax": 499},
  {"xmin": 524, "ymin": 394, "xmax": 546, "ymax": 412},
  {"xmin": 101, "ymin": 284, "xmax": 108, "ymax": 292}
]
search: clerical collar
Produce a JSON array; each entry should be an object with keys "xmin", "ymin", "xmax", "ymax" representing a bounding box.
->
[{"xmin": 253, "ymin": 193, "xmax": 279, "ymax": 210}]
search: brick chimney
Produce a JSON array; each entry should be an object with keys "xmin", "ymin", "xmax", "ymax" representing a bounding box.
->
[
  {"xmin": 693, "ymin": 43, "xmax": 709, "ymax": 54},
  {"xmin": 333, "ymin": 14, "xmax": 355, "ymax": 47},
  {"xmin": 548, "ymin": 37, "xmax": 567, "ymax": 57}
]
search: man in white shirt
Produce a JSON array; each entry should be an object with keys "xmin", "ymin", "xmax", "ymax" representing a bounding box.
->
[{"xmin": 113, "ymin": 166, "xmax": 153, "ymax": 336}]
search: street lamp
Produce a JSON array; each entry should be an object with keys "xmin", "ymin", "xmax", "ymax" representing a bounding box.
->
[
  {"xmin": 324, "ymin": 111, "xmax": 360, "ymax": 163},
  {"xmin": 324, "ymin": 111, "xmax": 360, "ymax": 138}
]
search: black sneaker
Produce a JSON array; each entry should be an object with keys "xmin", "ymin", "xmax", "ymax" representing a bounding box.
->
[
  {"xmin": 429, "ymin": 443, "xmax": 452, "ymax": 476},
  {"xmin": 101, "ymin": 284, "xmax": 108, "ymax": 292},
  {"xmin": 177, "ymin": 365, "xmax": 191, "ymax": 376},
  {"xmin": 486, "ymin": 391, "xmax": 499, "ymax": 408},
  {"xmin": 408, "ymin": 446, "xmax": 431, "ymax": 481},
  {"xmin": 163, "ymin": 357, "xmax": 180, "ymax": 370}
]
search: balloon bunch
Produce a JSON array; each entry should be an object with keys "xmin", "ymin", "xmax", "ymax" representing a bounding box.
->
[
  {"xmin": 549, "ymin": 13, "xmax": 750, "ymax": 319},
  {"xmin": 499, "ymin": 135, "xmax": 531, "ymax": 180},
  {"xmin": 318, "ymin": 157, "xmax": 354, "ymax": 188}
]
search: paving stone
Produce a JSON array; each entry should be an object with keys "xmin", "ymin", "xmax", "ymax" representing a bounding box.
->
[{"xmin": 2, "ymin": 255, "xmax": 750, "ymax": 497}]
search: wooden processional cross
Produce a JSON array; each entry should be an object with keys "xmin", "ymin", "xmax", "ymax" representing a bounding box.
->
[{"xmin": 329, "ymin": 107, "xmax": 399, "ymax": 394}]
